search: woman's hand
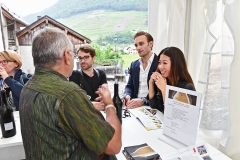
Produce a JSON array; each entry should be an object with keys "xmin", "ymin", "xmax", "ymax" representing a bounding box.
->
[
  {"xmin": 154, "ymin": 74, "xmax": 167, "ymax": 102},
  {"xmin": 149, "ymin": 72, "xmax": 163, "ymax": 100},
  {"xmin": 0, "ymin": 66, "xmax": 8, "ymax": 80},
  {"xmin": 154, "ymin": 74, "xmax": 167, "ymax": 91},
  {"xmin": 150, "ymin": 72, "xmax": 162, "ymax": 83}
]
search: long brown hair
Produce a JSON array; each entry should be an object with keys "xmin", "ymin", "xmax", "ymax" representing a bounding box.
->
[{"xmin": 157, "ymin": 47, "xmax": 195, "ymax": 88}]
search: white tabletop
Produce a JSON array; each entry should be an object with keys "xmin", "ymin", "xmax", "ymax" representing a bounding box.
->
[
  {"xmin": 0, "ymin": 111, "xmax": 25, "ymax": 160},
  {"xmin": 115, "ymin": 107, "xmax": 232, "ymax": 160},
  {"xmin": 116, "ymin": 114, "xmax": 176, "ymax": 159},
  {"xmin": 0, "ymin": 111, "xmax": 22, "ymax": 148},
  {"xmin": 0, "ymin": 110, "xmax": 232, "ymax": 160}
]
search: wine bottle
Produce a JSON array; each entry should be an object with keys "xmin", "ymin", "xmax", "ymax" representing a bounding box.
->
[
  {"xmin": 0, "ymin": 90, "xmax": 16, "ymax": 138},
  {"xmin": 112, "ymin": 79, "xmax": 122, "ymax": 124}
]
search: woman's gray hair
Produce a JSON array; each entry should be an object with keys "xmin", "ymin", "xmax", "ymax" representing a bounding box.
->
[{"xmin": 32, "ymin": 27, "xmax": 74, "ymax": 68}]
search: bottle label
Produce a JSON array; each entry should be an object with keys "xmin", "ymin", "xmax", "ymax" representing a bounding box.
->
[{"xmin": 4, "ymin": 122, "xmax": 14, "ymax": 131}]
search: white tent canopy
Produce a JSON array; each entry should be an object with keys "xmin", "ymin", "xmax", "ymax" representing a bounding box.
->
[{"xmin": 148, "ymin": 0, "xmax": 240, "ymax": 159}]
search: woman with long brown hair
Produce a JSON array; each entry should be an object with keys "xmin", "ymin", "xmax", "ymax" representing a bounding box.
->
[{"xmin": 148, "ymin": 47, "xmax": 195, "ymax": 113}]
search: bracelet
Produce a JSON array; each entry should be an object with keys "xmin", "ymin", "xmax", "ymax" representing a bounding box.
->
[{"xmin": 105, "ymin": 104, "xmax": 116, "ymax": 113}]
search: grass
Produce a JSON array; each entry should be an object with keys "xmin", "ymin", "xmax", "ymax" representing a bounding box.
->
[
  {"xmin": 121, "ymin": 54, "xmax": 139, "ymax": 70},
  {"xmin": 57, "ymin": 10, "xmax": 147, "ymax": 42}
]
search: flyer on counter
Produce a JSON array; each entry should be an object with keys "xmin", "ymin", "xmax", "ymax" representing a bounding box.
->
[
  {"xmin": 163, "ymin": 85, "xmax": 202, "ymax": 146},
  {"xmin": 161, "ymin": 143, "xmax": 212, "ymax": 160},
  {"xmin": 129, "ymin": 107, "xmax": 162, "ymax": 131}
]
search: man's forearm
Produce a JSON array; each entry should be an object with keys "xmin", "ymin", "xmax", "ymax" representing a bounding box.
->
[{"xmin": 105, "ymin": 107, "xmax": 122, "ymax": 154}]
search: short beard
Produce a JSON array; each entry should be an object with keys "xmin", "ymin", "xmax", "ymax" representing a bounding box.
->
[{"xmin": 81, "ymin": 64, "xmax": 92, "ymax": 70}]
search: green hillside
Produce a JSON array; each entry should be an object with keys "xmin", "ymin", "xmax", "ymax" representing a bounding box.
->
[
  {"xmin": 22, "ymin": 0, "xmax": 148, "ymax": 44},
  {"xmin": 57, "ymin": 10, "xmax": 148, "ymax": 43},
  {"xmin": 23, "ymin": 0, "xmax": 148, "ymax": 24}
]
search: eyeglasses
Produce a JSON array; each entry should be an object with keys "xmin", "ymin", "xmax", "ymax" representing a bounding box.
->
[
  {"xmin": 0, "ymin": 60, "xmax": 15, "ymax": 65},
  {"xmin": 78, "ymin": 55, "xmax": 90, "ymax": 61}
]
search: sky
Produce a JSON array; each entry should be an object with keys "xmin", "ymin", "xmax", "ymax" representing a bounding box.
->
[{"xmin": 0, "ymin": 0, "xmax": 58, "ymax": 17}]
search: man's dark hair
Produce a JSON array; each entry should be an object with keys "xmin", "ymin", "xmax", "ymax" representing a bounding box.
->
[
  {"xmin": 134, "ymin": 31, "xmax": 154, "ymax": 43},
  {"xmin": 77, "ymin": 44, "xmax": 96, "ymax": 57}
]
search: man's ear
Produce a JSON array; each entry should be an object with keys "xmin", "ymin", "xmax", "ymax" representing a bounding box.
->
[
  {"xmin": 93, "ymin": 55, "xmax": 96, "ymax": 61},
  {"xmin": 149, "ymin": 41, "xmax": 154, "ymax": 49},
  {"xmin": 63, "ymin": 50, "xmax": 71, "ymax": 65}
]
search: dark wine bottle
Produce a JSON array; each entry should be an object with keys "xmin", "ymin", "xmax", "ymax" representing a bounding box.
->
[
  {"xmin": 0, "ymin": 90, "xmax": 16, "ymax": 138},
  {"xmin": 112, "ymin": 80, "xmax": 122, "ymax": 124}
]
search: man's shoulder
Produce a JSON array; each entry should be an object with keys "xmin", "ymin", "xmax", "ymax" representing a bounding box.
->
[
  {"xmin": 154, "ymin": 53, "xmax": 158, "ymax": 60},
  {"xmin": 69, "ymin": 70, "xmax": 81, "ymax": 83},
  {"xmin": 26, "ymin": 74, "xmax": 81, "ymax": 95},
  {"xmin": 132, "ymin": 58, "xmax": 140, "ymax": 64},
  {"xmin": 71, "ymin": 69, "xmax": 82, "ymax": 75},
  {"xmin": 70, "ymin": 69, "xmax": 106, "ymax": 79},
  {"xmin": 94, "ymin": 69, "xmax": 106, "ymax": 77},
  {"xmin": 130, "ymin": 59, "xmax": 140, "ymax": 67}
]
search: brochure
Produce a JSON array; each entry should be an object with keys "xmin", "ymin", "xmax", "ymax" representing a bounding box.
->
[
  {"xmin": 129, "ymin": 107, "xmax": 162, "ymax": 131},
  {"xmin": 162, "ymin": 85, "xmax": 202, "ymax": 146},
  {"xmin": 161, "ymin": 143, "xmax": 212, "ymax": 160},
  {"xmin": 122, "ymin": 143, "xmax": 160, "ymax": 160}
]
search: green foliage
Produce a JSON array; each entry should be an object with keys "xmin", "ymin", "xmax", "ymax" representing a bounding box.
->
[
  {"xmin": 91, "ymin": 43, "xmax": 123, "ymax": 66},
  {"xmin": 92, "ymin": 43, "xmax": 139, "ymax": 69},
  {"xmin": 96, "ymin": 31, "xmax": 135, "ymax": 46}
]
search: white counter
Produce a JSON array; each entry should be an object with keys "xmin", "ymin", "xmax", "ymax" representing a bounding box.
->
[
  {"xmin": 0, "ymin": 111, "xmax": 25, "ymax": 160},
  {"xmin": 116, "ymin": 108, "xmax": 232, "ymax": 160},
  {"xmin": 0, "ymin": 110, "xmax": 231, "ymax": 160}
]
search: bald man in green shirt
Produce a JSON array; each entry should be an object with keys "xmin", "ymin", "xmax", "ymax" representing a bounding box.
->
[{"xmin": 19, "ymin": 27, "xmax": 121, "ymax": 160}]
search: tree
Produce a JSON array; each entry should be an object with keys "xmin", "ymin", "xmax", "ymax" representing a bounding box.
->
[
  {"xmin": 96, "ymin": 31, "xmax": 135, "ymax": 46},
  {"xmin": 91, "ymin": 43, "xmax": 123, "ymax": 66}
]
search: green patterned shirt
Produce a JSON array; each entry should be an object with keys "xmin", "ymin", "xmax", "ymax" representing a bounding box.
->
[{"xmin": 19, "ymin": 67, "xmax": 114, "ymax": 160}]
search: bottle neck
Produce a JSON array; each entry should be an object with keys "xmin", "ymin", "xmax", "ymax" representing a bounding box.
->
[
  {"xmin": 0, "ymin": 90, "xmax": 12, "ymax": 111},
  {"xmin": 114, "ymin": 83, "xmax": 119, "ymax": 96}
]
